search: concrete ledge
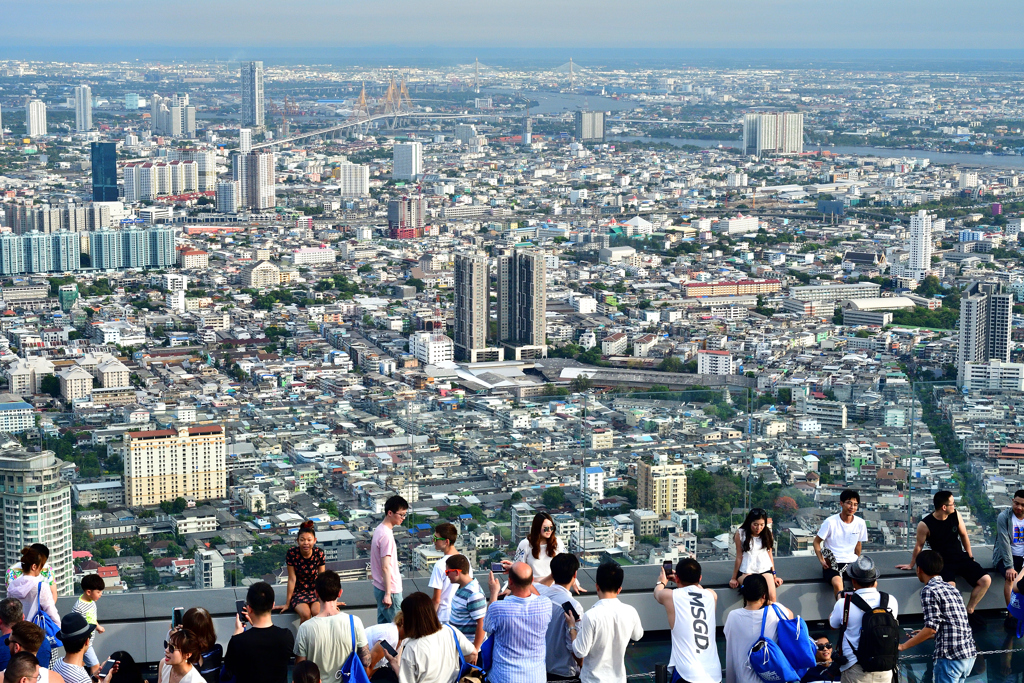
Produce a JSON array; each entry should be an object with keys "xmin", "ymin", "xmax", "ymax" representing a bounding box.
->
[{"xmin": 63, "ymin": 547, "xmax": 1005, "ymax": 664}]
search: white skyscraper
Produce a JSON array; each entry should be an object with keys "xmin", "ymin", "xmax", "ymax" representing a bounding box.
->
[
  {"xmin": 241, "ymin": 61, "xmax": 265, "ymax": 129},
  {"xmin": 216, "ymin": 180, "xmax": 240, "ymax": 214},
  {"xmin": 239, "ymin": 128, "xmax": 252, "ymax": 153},
  {"xmin": 393, "ymin": 142, "xmax": 423, "ymax": 180},
  {"xmin": 74, "ymin": 85, "xmax": 92, "ymax": 132},
  {"xmin": 743, "ymin": 112, "xmax": 804, "ymax": 156},
  {"xmin": 908, "ymin": 209, "xmax": 933, "ymax": 282},
  {"xmin": 25, "ymin": 100, "xmax": 46, "ymax": 138},
  {"xmin": 336, "ymin": 163, "xmax": 370, "ymax": 196}
]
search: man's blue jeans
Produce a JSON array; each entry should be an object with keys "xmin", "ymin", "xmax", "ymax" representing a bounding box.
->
[
  {"xmin": 933, "ymin": 657, "xmax": 976, "ymax": 683},
  {"xmin": 374, "ymin": 586, "xmax": 403, "ymax": 624}
]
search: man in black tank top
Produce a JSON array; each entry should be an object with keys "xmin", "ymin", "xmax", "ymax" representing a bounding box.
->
[{"xmin": 896, "ymin": 490, "xmax": 991, "ymax": 626}]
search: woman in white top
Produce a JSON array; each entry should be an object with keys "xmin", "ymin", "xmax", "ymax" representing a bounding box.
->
[
  {"xmin": 729, "ymin": 508, "xmax": 782, "ymax": 603},
  {"xmin": 383, "ymin": 593, "xmax": 476, "ymax": 683},
  {"xmin": 511, "ymin": 512, "xmax": 560, "ymax": 584},
  {"xmin": 365, "ymin": 611, "xmax": 405, "ymax": 674},
  {"xmin": 158, "ymin": 628, "xmax": 207, "ymax": 683},
  {"xmin": 724, "ymin": 574, "xmax": 794, "ymax": 683}
]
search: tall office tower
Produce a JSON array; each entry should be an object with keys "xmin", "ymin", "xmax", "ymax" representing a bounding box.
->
[
  {"xmin": 521, "ymin": 117, "xmax": 532, "ymax": 146},
  {"xmin": 216, "ymin": 180, "xmax": 240, "ymax": 214},
  {"xmin": 25, "ymin": 100, "xmax": 46, "ymax": 138},
  {"xmin": 240, "ymin": 61, "xmax": 265, "ymax": 129},
  {"xmin": 497, "ymin": 249, "xmax": 547, "ymax": 358},
  {"xmin": 637, "ymin": 456, "xmax": 688, "ymax": 517},
  {"xmin": 393, "ymin": 141, "xmax": 423, "ymax": 180},
  {"xmin": 244, "ymin": 150, "xmax": 275, "ymax": 210},
  {"xmin": 0, "ymin": 450, "xmax": 73, "ymax": 596},
  {"xmin": 574, "ymin": 110, "xmax": 605, "ymax": 142},
  {"xmin": 958, "ymin": 281, "xmax": 1013, "ymax": 385},
  {"xmin": 91, "ymin": 142, "xmax": 118, "ymax": 202},
  {"xmin": 908, "ymin": 209, "xmax": 933, "ymax": 282},
  {"xmin": 74, "ymin": 85, "xmax": 92, "ymax": 132},
  {"xmin": 336, "ymin": 163, "xmax": 370, "ymax": 196},
  {"xmin": 124, "ymin": 425, "xmax": 226, "ymax": 506},
  {"xmin": 239, "ymin": 127, "xmax": 252, "ymax": 153},
  {"xmin": 454, "ymin": 253, "xmax": 497, "ymax": 362},
  {"xmin": 742, "ymin": 112, "xmax": 804, "ymax": 156}
]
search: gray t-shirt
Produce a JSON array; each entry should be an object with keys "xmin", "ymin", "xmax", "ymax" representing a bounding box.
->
[{"xmin": 294, "ymin": 611, "xmax": 367, "ymax": 679}]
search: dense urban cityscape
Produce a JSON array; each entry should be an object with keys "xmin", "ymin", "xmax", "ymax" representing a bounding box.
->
[{"xmin": 1, "ymin": 44, "xmax": 1024, "ymax": 683}]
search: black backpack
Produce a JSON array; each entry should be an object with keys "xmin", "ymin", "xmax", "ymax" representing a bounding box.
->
[{"xmin": 838, "ymin": 592, "xmax": 900, "ymax": 673}]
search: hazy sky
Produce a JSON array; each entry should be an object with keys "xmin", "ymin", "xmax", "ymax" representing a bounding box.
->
[{"xmin": 3, "ymin": 0, "xmax": 1022, "ymax": 52}]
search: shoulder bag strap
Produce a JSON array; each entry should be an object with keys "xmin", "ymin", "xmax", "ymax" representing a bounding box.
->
[
  {"xmin": 36, "ymin": 580, "xmax": 43, "ymax": 614},
  {"xmin": 878, "ymin": 592, "xmax": 889, "ymax": 611},
  {"xmin": 349, "ymin": 614, "xmax": 355, "ymax": 654},
  {"xmin": 848, "ymin": 593, "xmax": 872, "ymax": 614},
  {"xmin": 447, "ymin": 624, "xmax": 468, "ymax": 666},
  {"xmin": 760, "ymin": 604, "xmax": 769, "ymax": 639}
]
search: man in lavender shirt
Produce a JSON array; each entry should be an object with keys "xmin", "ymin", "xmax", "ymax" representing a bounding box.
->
[{"xmin": 371, "ymin": 495, "xmax": 408, "ymax": 624}]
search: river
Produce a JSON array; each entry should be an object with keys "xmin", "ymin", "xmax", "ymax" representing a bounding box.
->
[
  {"xmin": 484, "ymin": 88, "xmax": 636, "ymax": 115},
  {"xmin": 608, "ymin": 135, "xmax": 1024, "ymax": 170}
]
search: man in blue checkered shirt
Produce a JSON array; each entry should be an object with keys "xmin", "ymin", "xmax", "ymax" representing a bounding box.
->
[{"xmin": 899, "ymin": 550, "xmax": 977, "ymax": 683}]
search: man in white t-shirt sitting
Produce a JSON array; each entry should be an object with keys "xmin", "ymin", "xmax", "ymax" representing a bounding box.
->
[
  {"xmin": 814, "ymin": 490, "xmax": 868, "ymax": 600},
  {"xmin": 427, "ymin": 522, "xmax": 464, "ymax": 623}
]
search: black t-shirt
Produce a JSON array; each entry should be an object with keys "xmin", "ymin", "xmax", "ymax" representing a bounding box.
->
[
  {"xmin": 801, "ymin": 663, "xmax": 839, "ymax": 683},
  {"xmin": 224, "ymin": 625, "xmax": 295, "ymax": 683}
]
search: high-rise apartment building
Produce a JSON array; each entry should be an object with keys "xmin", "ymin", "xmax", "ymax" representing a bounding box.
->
[
  {"xmin": 743, "ymin": 112, "xmax": 804, "ymax": 156},
  {"xmin": 0, "ymin": 232, "xmax": 80, "ymax": 275},
  {"xmin": 454, "ymin": 253, "xmax": 501, "ymax": 362},
  {"xmin": 574, "ymin": 111, "xmax": 605, "ymax": 142},
  {"xmin": 194, "ymin": 548, "xmax": 225, "ymax": 589},
  {"xmin": 393, "ymin": 142, "xmax": 422, "ymax": 180},
  {"xmin": 124, "ymin": 425, "xmax": 226, "ymax": 506},
  {"xmin": 908, "ymin": 209, "xmax": 933, "ymax": 282},
  {"xmin": 244, "ymin": 150, "xmax": 275, "ymax": 210},
  {"xmin": 637, "ymin": 456, "xmax": 688, "ymax": 517},
  {"xmin": 958, "ymin": 281, "xmax": 1013, "ymax": 386},
  {"xmin": 335, "ymin": 163, "xmax": 370, "ymax": 196},
  {"xmin": 387, "ymin": 196, "xmax": 426, "ymax": 237},
  {"xmin": 25, "ymin": 100, "xmax": 46, "ymax": 138},
  {"xmin": 74, "ymin": 85, "xmax": 92, "ymax": 132},
  {"xmin": 239, "ymin": 128, "xmax": 252, "ymax": 153},
  {"xmin": 241, "ymin": 61, "xmax": 265, "ymax": 129},
  {"xmin": 521, "ymin": 117, "xmax": 532, "ymax": 146},
  {"xmin": 216, "ymin": 180, "xmax": 240, "ymax": 214},
  {"xmin": 89, "ymin": 227, "xmax": 176, "ymax": 271},
  {"xmin": 0, "ymin": 450, "xmax": 73, "ymax": 596},
  {"xmin": 91, "ymin": 142, "xmax": 118, "ymax": 202},
  {"xmin": 150, "ymin": 93, "xmax": 196, "ymax": 138},
  {"xmin": 497, "ymin": 249, "xmax": 547, "ymax": 358}
]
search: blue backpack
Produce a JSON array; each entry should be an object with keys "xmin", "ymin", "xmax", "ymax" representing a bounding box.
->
[
  {"xmin": 336, "ymin": 615, "xmax": 371, "ymax": 683},
  {"xmin": 32, "ymin": 581, "xmax": 61, "ymax": 653},
  {"xmin": 770, "ymin": 604, "xmax": 817, "ymax": 672},
  {"xmin": 748, "ymin": 606, "xmax": 801, "ymax": 683},
  {"xmin": 447, "ymin": 625, "xmax": 487, "ymax": 682}
]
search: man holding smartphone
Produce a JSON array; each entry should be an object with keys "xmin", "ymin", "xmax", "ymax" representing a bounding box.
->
[
  {"xmin": 224, "ymin": 582, "xmax": 295, "ymax": 683},
  {"xmin": 653, "ymin": 558, "xmax": 722, "ymax": 683},
  {"xmin": 536, "ymin": 553, "xmax": 584, "ymax": 682}
]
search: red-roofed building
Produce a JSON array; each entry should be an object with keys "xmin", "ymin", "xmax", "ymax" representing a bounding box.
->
[
  {"xmin": 125, "ymin": 425, "xmax": 226, "ymax": 506},
  {"xmin": 697, "ymin": 349, "xmax": 736, "ymax": 376}
]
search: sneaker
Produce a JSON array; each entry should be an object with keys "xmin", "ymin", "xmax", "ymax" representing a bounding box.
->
[{"xmin": 968, "ymin": 612, "xmax": 986, "ymax": 631}]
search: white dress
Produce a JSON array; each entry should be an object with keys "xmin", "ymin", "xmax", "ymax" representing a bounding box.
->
[{"xmin": 737, "ymin": 530, "xmax": 773, "ymax": 575}]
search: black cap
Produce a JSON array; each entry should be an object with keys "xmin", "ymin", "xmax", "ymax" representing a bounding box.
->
[{"xmin": 56, "ymin": 612, "xmax": 96, "ymax": 641}]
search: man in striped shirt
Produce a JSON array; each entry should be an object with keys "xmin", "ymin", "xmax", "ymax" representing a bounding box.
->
[
  {"xmin": 446, "ymin": 554, "xmax": 487, "ymax": 650},
  {"xmin": 484, "ymin": 562, "xmax": 551, "ymax": 683}
]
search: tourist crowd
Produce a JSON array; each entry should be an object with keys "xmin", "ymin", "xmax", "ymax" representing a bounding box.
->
[{"xmin": 1, "ymin": 489, "xmax": 1014, "ymax": 683}]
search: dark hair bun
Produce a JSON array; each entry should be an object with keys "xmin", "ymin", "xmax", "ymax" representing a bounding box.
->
[{"xmin": 299, "ymin": 520, "xmax": 315, "ymax": 532}]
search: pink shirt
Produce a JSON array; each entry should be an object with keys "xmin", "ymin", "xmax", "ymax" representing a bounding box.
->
[{"xmin": 370, "ymin": 523, "xmax": 402, "ymax": 594}]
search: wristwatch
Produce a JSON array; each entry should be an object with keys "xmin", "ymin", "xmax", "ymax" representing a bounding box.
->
[{"xmin": 655, "ymin": 580, "xmax": 666, "ymax": 587}]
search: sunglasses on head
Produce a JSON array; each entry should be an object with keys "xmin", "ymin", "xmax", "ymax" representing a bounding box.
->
[{"xmin": 816, "ymin": 643, "xmax": 832, "ymax": 651}]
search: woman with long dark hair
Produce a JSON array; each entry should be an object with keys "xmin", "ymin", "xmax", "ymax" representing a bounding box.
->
[
  {"xmin": 511, "ymin": 513, "xmax": 561, "ymax": 584},
  {"xmin": 382, "ymin": 592, "xmax": 475, "ymax": 683},
  {"xmin": 181, "ymin": 607, "xmax": 221, "ymax": 683},
  {"xmin": 281, "ymin": 520, "xmax": 326, "ymax": 623},
  {"xmin": 728, "ymin": 508, "xmax": 782, "ymax": 602},
  {"xmin": 7, "ymin": 546, "xmax": 60, "ymax": 626}
]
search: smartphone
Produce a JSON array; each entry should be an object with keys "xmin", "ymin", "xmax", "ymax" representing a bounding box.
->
[
  {"xmin": 172, "ymin": 607, "xmax": 184, "ymax": 628},
  {"xmin": 663, "ymin": 560, "xmax": 674, "ymax": 575},
  {"xmin": 490, "ymin": 562, "xmax": 507, "ymax": 574},
  {"xmin": 380, "ymin": 640, "xmax": 398, "ymax": 657},
  {"xmin": 562, "ymin": 601, "xmax": 580, "ymax": 621},
  {"xmin": 236, "ymin": 600, "xmax": 248, "ymax": 624},
  {"xmin": 99, "ymin": 659, "xmax": 116, "ymax": 677}
]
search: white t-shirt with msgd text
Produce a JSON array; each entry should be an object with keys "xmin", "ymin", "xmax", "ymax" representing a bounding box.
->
[{"xmin": 816, "ymin": 513, "xmax": 868, "ymax": 564}]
